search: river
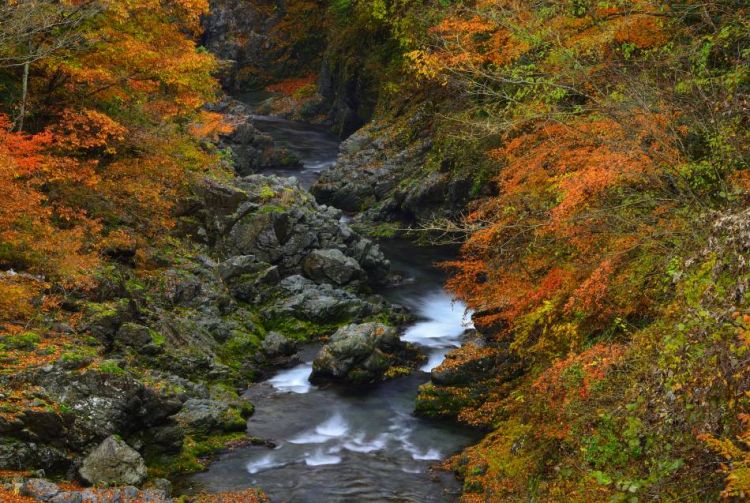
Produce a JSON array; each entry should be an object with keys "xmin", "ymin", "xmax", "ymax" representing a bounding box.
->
[{"xmin": 186, "ymin": 114, "xmax": 477, "ymax": 502}]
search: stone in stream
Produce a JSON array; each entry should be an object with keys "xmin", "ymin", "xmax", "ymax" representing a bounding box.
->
[
  {"xmin": 78, "ymin": 436, "xmax": 147, "ymax": 486},
  {"xmin": 310, "ymin": 322, "xmax": 416, "ymax": 384}
]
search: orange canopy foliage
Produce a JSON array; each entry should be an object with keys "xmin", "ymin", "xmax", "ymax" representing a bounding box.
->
[{"xmin": 0, "ymin": 115, "xmax": 99, "ymax": 326}]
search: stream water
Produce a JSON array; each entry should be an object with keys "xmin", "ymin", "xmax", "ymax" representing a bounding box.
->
[{"xmin": 186, "ymin": 114, "xmax": 478, "ymax": 502}]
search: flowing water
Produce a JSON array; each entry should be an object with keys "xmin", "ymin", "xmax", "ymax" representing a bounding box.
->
[
  {"xmin": 251, "ymin": 114, "xmax": 340, "ymax": 189},
  {"xmin": 186, "ymin": 115, "xmax": 478, "ymax": 502}
]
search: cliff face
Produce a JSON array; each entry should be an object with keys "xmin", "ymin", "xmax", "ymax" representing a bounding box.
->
[
  {"xmin": 201, "ymin": 0, "xmax": 278, "ymax": 91},
  {"xmin": 202, "ymin": 0, "xmax": 327, "ymax": 92},
  {"xmin": 202, "ymin": 0, "xmax": 383, "ymax": 138}
]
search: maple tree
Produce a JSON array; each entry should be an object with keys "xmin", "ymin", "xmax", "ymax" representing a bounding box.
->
[{"xmin": 0, "ymin": 0, "xmax": 223, "ymax": 329}]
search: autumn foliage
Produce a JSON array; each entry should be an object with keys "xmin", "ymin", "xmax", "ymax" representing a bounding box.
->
[
  {"xmin": 0, "ymin": 1, "xmax": 222, "ymax": 337},
  {"xmin": 396, "ymin": 0, "xmax": 750, "ymax": 500}
]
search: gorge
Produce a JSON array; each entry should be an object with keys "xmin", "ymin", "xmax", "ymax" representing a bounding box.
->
[{"xmin": 1, "ymin": 1, "xmax": 750, "ymax": 502}]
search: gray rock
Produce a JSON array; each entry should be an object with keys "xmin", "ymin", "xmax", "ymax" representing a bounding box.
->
[
  {"xmin": 311, "ymin": 114, "xmax": 473, "ymax": 226},
  {"xmin": 151, "ymin": 478, "xmax": 172, "ymax": 497},
  {"xmin": 78, "ymin": 436, "xmax": 147, "ymax": 486},
  {"xmin": 0, "ymin": 438, "xmax": 71, "ymax": 474},
  {"xmin": 204, "ymin": 176, "xmax": 389, "ymax": 285},
  {"xmin": 50, "ymin": 492, "xmax": 83, "ymax": 503},
  {"xmin": 115, "ymin": 323, "xmax": 153, "ymax": 348},
  {"xmin": 21, "ymin": 478, "xmax": 60, "ymax": 500},
  {"xmin": 311, "ymin": 323, "xmax": 406, "ymax": 383},
  {"xmin": 172, "ymin": 399, "xmax": 245, "ymax": 434},
  {"xmin": 268, "ymin": 275, "xmax": 377, "ymax": 323},
  {"xmin": 260, "ymin": 332, "xmax": 299, "ymax": 359},
  {"xmin": 17, "ymin": 366, "xmax": 184, "ymax": 450},
  {"xmin": 303, "ymin": 249, "xmax": 364, "ymax": 285},
  {"xmin": 199, "ymin": 178, "xmax": 249, "ymax": 217},
  {"xmin": 218, "ymin": 255, "xmax": 263, "ymax": 280}
]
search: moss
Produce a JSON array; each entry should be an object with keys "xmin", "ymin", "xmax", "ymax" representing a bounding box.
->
[
  {"xmin": 2, "ymin": 332, "xmax": 41, "ymax": 350},
  {"xmin": 360, "ymin": 222, "xmax": 401, "ymax": 239},
  {"xmin": 414, "ymin": 382, "xmax": 478, "ymax": 419},
  {"xmin": 146, "ymin": 432, "xmax": 247, "ymax": 477},
  {"xmin": 259, "ymin": 204, "xmax": 286, "ymax": 214},
  {"xmin": 263, "ymin": 315, "xmax": 336, "ymax": 341},
  {"xmin": 384, "ymin": 365, "xmax": 412, "ymax": 379},
  {"xmin": 219, "ymin": 331, "xmax": 261, "ymax": 368},
  {"xmin": 98, "ymin": 360, "xmax": 125, "ymax": 374},
  {"xmin": 150, "ymin": 330, "xmax": 166, "ymax": 346}
]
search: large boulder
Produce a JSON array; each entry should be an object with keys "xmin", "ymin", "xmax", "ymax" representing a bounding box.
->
[
  {"xmin": 310, "ymin": 323, "xmax": 411, "ymax": 384},
  {"xmin": 266, "ymin": 275, "xmax": 381, "ymax": 324},
  {"xmin": 16, "ymin": 366, "xmax": 184, "ymax": 450},
  {"xmin": 303, "ymin": 248, "xmax": 364, "ymax": 285},
  {"xmin": 78, "ymin": 436, "xmax": 147, "ymax": 486}
]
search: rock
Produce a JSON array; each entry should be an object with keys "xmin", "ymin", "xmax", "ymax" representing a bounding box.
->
[
  {"xmin": 82, "ymin": 300, "xmax": 135, "ymax": 346},
  {"xmin": 21, "ymin": 478, "xmax": 60, "ymax": 500},
  {"xmin": 151, "ymin": 478, "xmax": 172, "ymax": 497},
  {"xmin": 20, "ymin": 408, "xmax": 68, "ymax": 442},
  {"xmin": 218, "ymin": 255, "xmax": 280, "ymax": 302},
  {"xmin": 115, "ymin": 323, "xmax": 153, "ymax": 348},
  {"xmin": 311, "ymin": 114, "xmax": 474, "ymax": 225},
  {"xmin": 260, "ymin": 331, "xmax": 299, "ymax": 360},
  {"xmin": 172, "ymin": 399, "xmax": 246, "ymax": 434},
  {"xmin": 311, "ymin": 323, "xmax": 410, "ymax": 383},
  {"xmin": 218, "ymin": 255, "xmax": 263, "ymax": 281},
  {"xmin": 199, "ymin": 178, "xmax": 248, "ymax": 217},
  {"xmin": 16, "ymin": 366, "xmax": 184, "ymax": 450},
  {"xmin": 268, "ymin": 275, "xmax": 378, "ymax": 323},
  {"xmin": 226, "ymin": 121, "xmax": 301, "ymax": 176},
  {"xmin": 0, "ymin": 438, "xmax": 71, "ymax": 474},
  {"xmin": 205, "ymin": 176, "xmax": 390, "ymax": 285},
  {"xmin": 303, "ymin": 248, "xmax": 364, "ymax": 285},
  {"xmin": 50, "ymin": 492, "xmax": 83, "ymax": 503},
  {"xmin": 431, "ymin": 345, "xmax": 498, "ymax": 387},
  {"xmin": 79, "ymin": 436, "xmax": 147, "ymax": 486}
]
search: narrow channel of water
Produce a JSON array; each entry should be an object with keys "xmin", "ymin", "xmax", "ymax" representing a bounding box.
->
[
  {"xmin": 187, "ymin": 114, "xmax": 477, "ymax": 502},
  {"xmin": 251, "ymin": 114, "xmax": 340, "ymax": 189}
]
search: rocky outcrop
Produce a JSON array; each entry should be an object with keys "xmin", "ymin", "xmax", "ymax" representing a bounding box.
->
[
  {"xmin": 210, "ymin": 99, "xmax": 302, "ymax": 176},
  {"xmin": 310, "ymin": 323, "xmax": 418, "ymax": 384},
  {"xmin": 311, "ymin": 117, "xmax": 475, "ymax": 224},
  {"xmin": 415, "ymin": 339, "xmax": 524, "ymax": 420},
  {"xmin": 79, "ymin": 436, "xmax": 147, "ymax": 486},
  {"xmin": 200, "ymin": 174, "xmax": 391, "ymax": 284},
  {"xmin": 266, "ymin": 275, "xmax": 390, "ymax": 325},
  {"xmin": 201, "ymin": 0, "xmax": 279, "ymax": 91},
  {"xmin": 7, "ymin": 365, "xmax": 184, "ymax": 451},
  {"xmin": 202, "ymin": 0, "xmax": 325, "ymax": 92}
]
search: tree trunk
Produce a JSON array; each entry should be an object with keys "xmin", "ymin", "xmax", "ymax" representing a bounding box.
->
[{"xmin": 17, "ymin": 58, "xmax": 29, "ymax": 132}]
